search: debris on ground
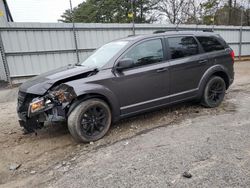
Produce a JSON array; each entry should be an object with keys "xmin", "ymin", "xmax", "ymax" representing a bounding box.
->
[
  {"xmin": 124, "ymin": 141, "xmax": 129, "ymax": 146},
  {"xmin": 9, "ymin": 163, "xmax": 21, "ymax": 171},
  {"xmin": 54, "ymin": 164, "xmax": 62, "ymax": 170},
  {"xmin": 70, "ymin": 157, "xmax": 76, "ymax": 161},
  {"xmin": 182, "ymin": 171, "xmax": 192, "ymax": 178},
  {"xmin": 30, "ymin": 171, "xmax": 36, "ymax": 175},
  {"xmin": 8, "ymin": 131, "xmax": 16, "ymax": 135}
]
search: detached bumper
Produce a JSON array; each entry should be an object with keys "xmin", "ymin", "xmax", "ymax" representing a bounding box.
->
[
  {"xmin": 17, "ymin": 95, "xmax": 46, "ymax": 132},
  {"xmin": 18, "ymin": 118, "xmax": 43, "ymax": 133},
  {"xmin": 18, "ymin": 111, "xmax": 27, "ymax": 121}
]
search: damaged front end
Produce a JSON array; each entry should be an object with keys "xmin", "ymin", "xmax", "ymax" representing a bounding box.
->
[{"xmin": 17, "ymin": 84, "xmax": 77, "ymax": 133}]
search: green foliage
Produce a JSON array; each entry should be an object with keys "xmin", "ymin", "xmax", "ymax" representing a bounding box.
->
[
  {"xmin": 201, "ymin": 0, "xmax": 218, "ymax": 10},
  {"xmin": 200, "ymin": 0, "xmax": 219, "ymax": 25},
  {"xmin": 59, "ymin": 0, "xmax": 250, "ymax": 26},
  {"xmin": 59, "ymin": 0, "xmax": 157, "ymax": 23}
]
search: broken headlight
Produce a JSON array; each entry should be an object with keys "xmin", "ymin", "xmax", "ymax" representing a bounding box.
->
[
  {"xmin": 29, "ymin": 98, "xmax": 45, "ymax": 113},
  {"xmin": 28, "ymin": 84, "xmax": 76, "ymax": 117},
  {"xmin": 28, "ymin": 97, "xmax": 53, "ymax": 117}
]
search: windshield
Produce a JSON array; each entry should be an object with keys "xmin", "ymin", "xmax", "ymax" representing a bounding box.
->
[{"xmin": 80, "ymin": 41, "xmax": 128, "ymax": 68}]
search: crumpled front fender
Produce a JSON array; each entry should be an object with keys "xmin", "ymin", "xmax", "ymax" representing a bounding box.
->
[{"xmin": 64, "ymin": 82, "xmax": 120, "ymax": 121}]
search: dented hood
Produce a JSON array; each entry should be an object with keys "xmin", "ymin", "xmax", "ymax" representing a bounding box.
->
[{"xmin": 19, "ymin": 65, "xmax": 96, "ymax": 95}]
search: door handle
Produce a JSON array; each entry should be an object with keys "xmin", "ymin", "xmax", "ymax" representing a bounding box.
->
[
  {"xmin": 156, "ymin": 68, "xmax": 168, "ymax": 73},
  {"xmin": 199, "ymin": 59, "xmax": 208, "ymax": 64}
]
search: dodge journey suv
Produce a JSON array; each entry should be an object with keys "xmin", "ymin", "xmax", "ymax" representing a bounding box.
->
[{"xmin": 17, "ymin": 31, "xmax": 234, "ymax": 142}]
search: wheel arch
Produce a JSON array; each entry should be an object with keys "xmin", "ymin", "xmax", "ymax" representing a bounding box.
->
[
  {"xmin": 212, "ymin": 71, "xmax": 230, "ymax": 89},
  {"xmin": 198, "ymin": 65, "xmax": 230, "ymax": 99},
  {"xmin": 67, "ymin": 92, "xmax": 120, "ymax": 122}
]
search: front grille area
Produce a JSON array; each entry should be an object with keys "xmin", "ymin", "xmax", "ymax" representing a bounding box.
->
[
  {"xmin": 17, "ymin": 91, "xmax": 40, "ymax": 114},
  {"xmin": 17, "ymin": 91, "xmax": 26, "ymax": 109}
]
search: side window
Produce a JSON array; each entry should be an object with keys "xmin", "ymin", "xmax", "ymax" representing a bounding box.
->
[
  {"xmin": 197, "ymin": 36, "xmax": 225, "ymax": 52},
  {"xmin": 167, "ymin": 36, "xmax": 199, "ymax": 60},
  {"xmin": 122, "ymin": 39, "xmax": 163, "ymax": 67}
]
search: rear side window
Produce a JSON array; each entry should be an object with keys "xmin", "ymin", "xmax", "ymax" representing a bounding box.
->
[
  {"xmin": 167, "ymin": 36, "xmax": 199, "ymax": 60},
  {"xmin": 197, "ymin": 36, "xmax": 225, "ymax": 52}
]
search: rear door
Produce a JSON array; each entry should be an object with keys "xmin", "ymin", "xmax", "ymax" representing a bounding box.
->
[
  {"xmin": 166, "ymin": 35, "xmax": 209, "ymax": 102},
  {"xmin": 196, "ymin": 35, "xmax": 233, "ymax": 73}
]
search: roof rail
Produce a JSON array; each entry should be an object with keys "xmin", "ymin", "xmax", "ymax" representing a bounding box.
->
[
  {"xmin": 202, "ymin": 29, "xmax": 214, "ymax": 32},
  {"xmin": 153, "ymin": 29, "xmax": 214, "ymax": 34},
  {"xmin": 127, "ymin": 34, "xmax": 141, "ymax": 37},
  {"xmin": 153, "ymin": 30, "xmax": 167, "ymax": 34},
  {"xmin": 153, "ymin": 30, "xmax": 178, "ymax": 34}
]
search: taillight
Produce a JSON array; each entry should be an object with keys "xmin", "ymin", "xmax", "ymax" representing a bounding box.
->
[{"xmin": 230, "ymin": 50, "xmax": 235, "ymax": 62}]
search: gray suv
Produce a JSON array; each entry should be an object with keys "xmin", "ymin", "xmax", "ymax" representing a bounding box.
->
[{"xmin": 17, "ymin": 31, "xmax": 234, "ymax": 142}]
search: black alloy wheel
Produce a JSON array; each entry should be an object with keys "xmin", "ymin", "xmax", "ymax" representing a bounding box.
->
[
  {"xmin": 201, "ymin": 76, "xmax": 226, "ymax": 108},
  {"xmin": 80, "ymin": 105, "xmax": 108, "ymax": 137},
  {"xmin": 68, "ymin": 99, "xmax": 111, "ymax": 142}
]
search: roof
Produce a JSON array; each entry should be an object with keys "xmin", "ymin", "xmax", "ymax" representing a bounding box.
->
[{"xmin": 122, "ymin": 31, "xmax": 218, "ymax": 42}]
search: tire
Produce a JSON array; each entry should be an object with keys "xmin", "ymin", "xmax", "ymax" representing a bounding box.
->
[
  {"xmin": 67, "ymin": 99, "xmax": 112, "ymax": 143},
  {"xmin": 201, "ymin": 76, "xmax": 226, "ymax": 108}
]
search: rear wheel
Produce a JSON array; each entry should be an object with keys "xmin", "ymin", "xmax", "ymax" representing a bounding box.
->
[
  {"xmin": 68, "ymin": 99, "xmax": 111, "ymax": 142},
  {"xmin": 201, "ymin": 76, "xmax": 226, "ymax": 108}
]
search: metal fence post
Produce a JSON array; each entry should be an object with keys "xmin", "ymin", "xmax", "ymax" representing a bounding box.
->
[
  {"xmin": 130, "ymin": 0, "xmax": 135, "ymax": 35},
  {"xmin": 69, "ymin": 0, "xmax": 80, "ymax": 64},
  {"xmin": 239, "ymin": 27, "xmax": 243, "ymax": 60},
  {"xmin": 0, "ymin": 31, "xmax": 12, "ymax": 87},
  {"xmin": 239, "ymin": 7, "xmax": 244, "ymax": 60}
]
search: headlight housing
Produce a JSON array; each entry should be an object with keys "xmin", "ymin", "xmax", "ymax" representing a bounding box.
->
[
  {"xmin": 29, "ymin": 98, "xmax": 45, "ymax": 113},
  {"xmin": 28, "ymin": 98, "xmax": 53, "ymax": 116}
]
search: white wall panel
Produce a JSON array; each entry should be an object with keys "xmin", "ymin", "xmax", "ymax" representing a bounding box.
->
[{"xmin": 0, "ymin": 22, "xmax": 249, "ymax": 82}]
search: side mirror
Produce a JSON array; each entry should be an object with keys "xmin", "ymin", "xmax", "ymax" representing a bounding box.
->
[{"xmin": 115, "ymin": 58, "xmax": 134, "ymax": 71}]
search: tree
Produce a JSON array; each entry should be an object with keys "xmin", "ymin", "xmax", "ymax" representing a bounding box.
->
[
  {"xmin": 59, "ymin": 0, "xmax": 250, "ymax": 26},
  {"xmin": 228, "ymin": 0, "xmax": 233, "ymax": 24},
  {"xmin": 184, "ymin": 0, "xmax": 204, "ymax": 24},
  {"xmin": 246, "ymin": 8, "xmax": 250, "ymax": 26},
  {"xmin": 59, "ymin": 0, "xmax": 157, "ymax": 23},
  {"xmin": 200, "ymin": 0, "xmax": 220, "ymax": 25},
  {"xmin": 157, "ymin": 0, "xmax": 189, "ymax": 24},
  {"xmin": 214, "ymin": 0, "xmax": 250, "ymax": 26}
]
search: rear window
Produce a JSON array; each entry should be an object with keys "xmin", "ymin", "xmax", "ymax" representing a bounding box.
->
[
  {"xmin": 167, "ymin": 36, "xmax": 199, "ymax": 60},
  {"xmin": 197, "ymin": 36, "xmax": 225, "ymax": 53}
]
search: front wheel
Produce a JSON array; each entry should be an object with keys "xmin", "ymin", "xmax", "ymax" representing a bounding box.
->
[
  {"xmin": 68, "ymin": 99, "xmax": 111, "ymax": 142},
  {"xmin": 201, "ymin": 76, "xmax": 226, "ymax": 108}
]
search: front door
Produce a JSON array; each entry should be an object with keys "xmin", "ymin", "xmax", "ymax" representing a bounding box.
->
[{"xmin": 112, "ymin": 38, "xmax": 170, "ymax": 115}]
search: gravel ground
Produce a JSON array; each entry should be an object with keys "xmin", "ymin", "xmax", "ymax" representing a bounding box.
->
[{"xmin": 0, "ymin": 61, "xmax": 250, "ymax": 188}]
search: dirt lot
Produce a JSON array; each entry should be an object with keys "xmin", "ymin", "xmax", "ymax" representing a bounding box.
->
[{"xmin": 0, "ymin": 61, "xmax": 250, "ymax": 187}]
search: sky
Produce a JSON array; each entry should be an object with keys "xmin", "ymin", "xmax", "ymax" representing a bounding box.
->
[{"xmin": 7, "ymin": 0, "xmax": 84, "ymax": 22}]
